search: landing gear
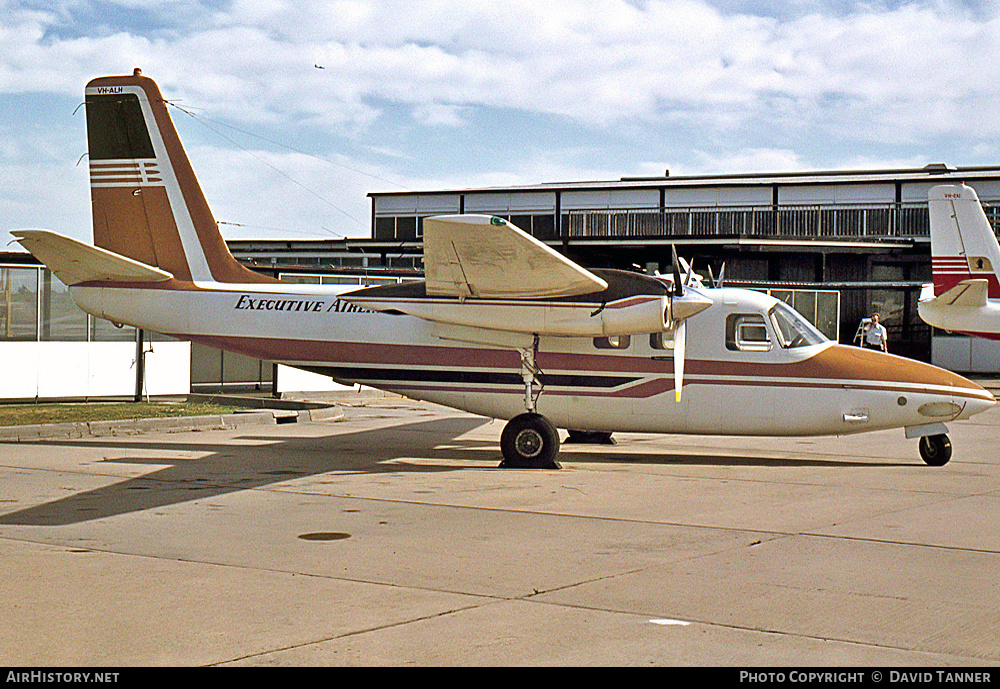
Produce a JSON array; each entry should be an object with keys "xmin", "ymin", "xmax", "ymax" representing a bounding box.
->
[
  {"xmin": 498, "ymin": 336, "xmax": 561, "ymax": 469},
  {"xmin": 500, "ymin": 413, "xmax": 561, "ymax": 469},
  {"xmin": 919, "ymin": 434, "xmax": 952, "ymax": 466}
]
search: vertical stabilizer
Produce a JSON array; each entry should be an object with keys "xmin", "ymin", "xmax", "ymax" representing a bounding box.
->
[
  {"xmin": 85, "ymin": 70, "xmax": 274, "ymax": 284},
  {"xmin": 929, "ymin": 184, "xmax": 1000, "ymax": 298}
]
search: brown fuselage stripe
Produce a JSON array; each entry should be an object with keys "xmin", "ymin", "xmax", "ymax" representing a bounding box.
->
[{"xmin": 180, "ymin": 334, "xmax": 992, "ymax": 402}]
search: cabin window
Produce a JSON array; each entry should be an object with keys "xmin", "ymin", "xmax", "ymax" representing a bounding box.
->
[
  {"xmin": 726, "ymin": 313, "xmax": 771, "ymax": 352},
  {"xmin": 594, "ymin": 335, "xmax": 631, "ymax": 349},
  {"xmin": 649, "ymin": 328, "xmax": 675, "ymax": 350}
]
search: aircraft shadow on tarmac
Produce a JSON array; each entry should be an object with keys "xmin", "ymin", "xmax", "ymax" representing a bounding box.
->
[{"xmin": 0, "ymin": 416, "xmax": 893, "ymax": 527}]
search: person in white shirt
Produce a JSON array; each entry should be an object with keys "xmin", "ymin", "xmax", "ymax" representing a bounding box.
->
[{"xmin": 864, "ymin": 313, "xmax": 888, "ymax": 352}]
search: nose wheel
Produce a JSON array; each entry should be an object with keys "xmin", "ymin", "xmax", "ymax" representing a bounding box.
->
[{"xmin": 919, "ymin": 433, "xmax": 952, "ymax": 466}]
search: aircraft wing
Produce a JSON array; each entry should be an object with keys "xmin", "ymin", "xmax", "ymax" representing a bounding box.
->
[
  {"xmin": 930, "ymin": 279, "xmax": 989, "ymax": 308},
  {"xmin": 12, "ymin": 229, "xmax": 173, "ymax": 285},
  {"xmin": 423, "ymin": 215, "xmax": 608, "ymax": 299}
]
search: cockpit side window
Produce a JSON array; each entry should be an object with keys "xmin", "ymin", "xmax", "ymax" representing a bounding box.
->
[
  {"xmin": 726, "ymin": 313, "xmax": 772, "ymax": 351},
  {"xmin": 768, "ymin": 302, "xmax": 827, "ymax": 348}
]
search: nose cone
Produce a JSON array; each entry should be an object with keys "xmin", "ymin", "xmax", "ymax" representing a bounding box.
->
[
  {"xmin": 959, "ymin": 383, "xmax": 997, "ymax": 419},
  {"xmin": 816, "ymin": 344, "xmax": 995, "ymax": 420},
  {"xmin": 904, "ymin": 358, "xmax": 996, "ymax": 420}
]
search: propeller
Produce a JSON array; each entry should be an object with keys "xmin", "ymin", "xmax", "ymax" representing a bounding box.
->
[
  {"xmin": 674, "ymin": 319, "xmax": 686, "ymax": 403},
  {"xmin": 666, "ymin": 246, "xmax": 714, "ymax": 402},
  {"xmin": 670, "ymin": 245, "xmax": 684, "ymax": 297},
  {"xmin": 707, "ymin": 263, "xmax": 726, "ymax": 289},
  {"xmin": 669, "ymin": 245, "xmax": 686, "ymax": 402}
]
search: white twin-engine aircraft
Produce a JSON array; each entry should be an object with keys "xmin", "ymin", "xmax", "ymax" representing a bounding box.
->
[
  {"xmin": 13, "ymin": 72, "xmax": 996, "ymax": 468},
  {"xmin": 918, "ymin": 183, "xmax": 1000, "ymax": 340}
]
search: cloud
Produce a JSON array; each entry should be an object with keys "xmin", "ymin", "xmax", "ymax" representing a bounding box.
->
[
  {"xmin": 3, "ymin": 1, "xmax": 1000, "ymax": 242},
  {"xmin": 6, "ymin": 1, "xmax": 1000, "ymax": 139},
  {"xmin": 683, "ymin": 148, "xmax": 810, "ymax": 175}
]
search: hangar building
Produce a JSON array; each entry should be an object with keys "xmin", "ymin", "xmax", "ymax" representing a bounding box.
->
[
  {"xmin": 3, "ymin": 164, "xmax": 999, "ymax": 401},
  {"xmin": 234, "ymin": 163, "xmax": 1000, "ymax": 368}
]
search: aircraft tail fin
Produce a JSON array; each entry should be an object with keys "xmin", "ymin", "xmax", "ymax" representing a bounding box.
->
[
  {"xmin": 928, "ymin": 184, "xmax": 1000, "ymax": 299},
  {"xmin": 85, "ymin": 70, "xmax": 275, "ymax": 284}
]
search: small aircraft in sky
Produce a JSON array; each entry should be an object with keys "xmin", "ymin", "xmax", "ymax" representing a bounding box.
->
[
  {"xmin": 918, "ymin": 183, "xmax": 1000, "ymax": 340},
  {"xmin": 13, "ymin": 72, "xmax": 996, "ymax": 468}
]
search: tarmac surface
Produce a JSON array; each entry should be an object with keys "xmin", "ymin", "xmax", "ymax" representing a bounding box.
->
[{"xmin": 1, "ymin": 394, "xmax": 999, "ymax": 667}]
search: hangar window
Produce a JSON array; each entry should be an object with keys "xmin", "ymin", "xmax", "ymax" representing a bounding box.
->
[
  {"xmin": 1, "ymin": 267, "xmax": 38, "ymax": 341},
  {"xmin": 726, "ymin": 313, "xmax": 771, "ymax": 352},
  {"xmin": 594, "ymin": 335, "xmax": 630, "ymax": 349},
  {"xmin": 40, "ymin": 270, "xmax": 87, "ymax": 341}
]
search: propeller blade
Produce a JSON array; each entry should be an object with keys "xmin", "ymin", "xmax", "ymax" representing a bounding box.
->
[
  {"xmin": 670, "ymin": 245, "xmax": 683, "ymax": 297},
  {"xmin": 674, "ymin": 319, "xmax": 686, "ymax": 403},
  {"xmin": 684, "ymin": 258, "xmax": 695, "ymax": 287},
  {"xmin": 707, "ymin": 264, "xmax": 716, "ymax": 288},
  {"xmin": 716, "ymin": 262, "xmax": 725, "ymax": 288}
]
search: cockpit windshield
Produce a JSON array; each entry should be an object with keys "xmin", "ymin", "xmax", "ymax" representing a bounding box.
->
[{"xmin": 768, "ymin": 301, "xmax": 827, "ymax": 348}]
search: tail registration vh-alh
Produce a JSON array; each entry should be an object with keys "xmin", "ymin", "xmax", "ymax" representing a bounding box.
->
[
  {"xmin": 918, "ymin": 183, "xmax": 1000, "ymax": 340},
  {"xmin": 13, "ymin": 72, "xmax": 996, "ymax": 467}
]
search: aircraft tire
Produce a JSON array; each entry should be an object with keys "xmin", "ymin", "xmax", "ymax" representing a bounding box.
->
[
  {"xmin": 919, "ymin": 434, "xmax": 952, "ymax": 466},
  {"xmin": 500, "ymin": 413, "xmax": 561, "ymax": 469}
]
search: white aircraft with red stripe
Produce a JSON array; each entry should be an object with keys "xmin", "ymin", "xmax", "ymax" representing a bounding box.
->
[
  {"xmin": 918, "ymin": 184, "xmax": 1000, "ymax": 340},
  {"xmin": 13, "ymin": 71, "xmax": 996, "ymax": 468}
]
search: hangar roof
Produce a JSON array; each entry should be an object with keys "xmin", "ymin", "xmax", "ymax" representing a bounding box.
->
[{"xmin": 368, "ymin": 163, "xmax": 1000, "ymax": 197}]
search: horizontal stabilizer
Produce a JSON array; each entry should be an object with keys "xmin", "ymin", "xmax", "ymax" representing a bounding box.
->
[
  {"xmin": 12, "ymin": 229, "xmax": 173, "ymax": 285},
  {"xmin": 423, "ymin": 215, "xmax": 608, "ymax": 299},
  {"xmin": 931, "ymin": 279, "xmax": 989, "ymax": 308}
]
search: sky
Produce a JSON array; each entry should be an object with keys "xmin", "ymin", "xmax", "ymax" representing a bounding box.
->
[{"xmin": 3, "ymin": 0, "xmax": 1000, "ymax": 246}]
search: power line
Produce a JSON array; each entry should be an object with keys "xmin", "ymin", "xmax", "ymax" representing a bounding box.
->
[
  {"xmin": 163, "ymin": 99, "xmax": 409, "ymax": 190},
  {"xmin": 163, "ymin": 99, "xmax": 408, "ymax": 234}
]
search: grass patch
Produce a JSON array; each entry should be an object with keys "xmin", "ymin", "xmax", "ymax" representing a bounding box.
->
[{"xmin": 0, "ymin": 402, "xmax": 240, "ymax": 427}]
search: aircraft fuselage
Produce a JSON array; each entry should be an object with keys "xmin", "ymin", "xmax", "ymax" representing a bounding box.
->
[{"xmin": 70, "ymin": 280, "xmax": 994, "ymax": 438}]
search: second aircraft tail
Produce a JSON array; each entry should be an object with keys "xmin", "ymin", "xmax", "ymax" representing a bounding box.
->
[{"xmin": 928, "ymin": 184, "xmax": 1000, "ymax": 299}]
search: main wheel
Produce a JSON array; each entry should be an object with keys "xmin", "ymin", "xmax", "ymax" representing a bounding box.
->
[
  {"xmin": 919, "ymin": 434, "xmax": 952, "ymax": 466},
  {"xmin": 500, "ymin": 413, "xmax": 561, "ymax": 469}
]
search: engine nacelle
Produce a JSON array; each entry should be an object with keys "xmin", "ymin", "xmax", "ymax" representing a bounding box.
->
[
  {"xmin": 343, "ymin": 290, "xmax": 712, "ymax": 338},
  {"xmin": 598, "ymin": 295, "xmax": 671, "ymax": 336}
]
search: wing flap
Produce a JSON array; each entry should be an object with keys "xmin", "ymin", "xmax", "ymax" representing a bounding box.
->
[
  {"xmin": 12, "ymin": 229, "xmax": 173, "ymax": 285},
  {"xmin": 423, "ymin": 215, "xmax": 608, "ymax": 299}
]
